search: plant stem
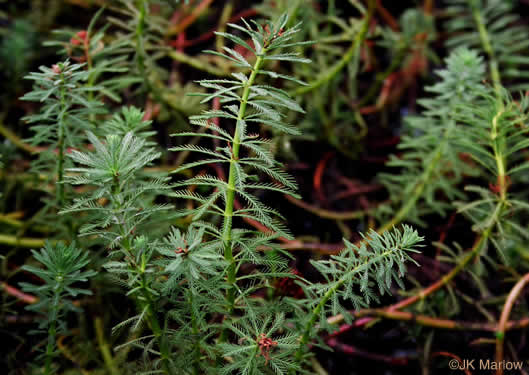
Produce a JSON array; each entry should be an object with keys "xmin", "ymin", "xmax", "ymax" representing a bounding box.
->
[
  {"xmin": 222, "ymin": 55, "xmax": 264, "ymax": 316},
  {"xmin": 284, "ymin": 194, "xmax": 371, "ymax": 220},
  {"xmin": 136, "ymin": 0, "xmax": 153, "ymax": 95},
  {"xmin": 44, "ymin": 287, "xmax": 62, "ymax": 375},
  {"xmin": 353, "ymin": 308, "xmax": 529, "ymax": 332},
  {"xmin": 378, "ymin": 119, "xmax": 457, "ymax": 234},
  {"xmin": 0, "ymin": 234, "xmax": 47, "ymax": 248},
  {"xmin": 111, "ymin": 177, "xmax": 172, "ymax": 375},
  {"xmin": 495, "ymin": 272, "xmax": 529, "ymax": 375},
  {"xmin": 0, "ymin": 121, "xmax": 38, "ymax": 154},
  {"xmin": 95, "ymin": 317, "xmax": 121, "ymax": 375},
  {"xmin": 57, "ymin": 71, "xmax": 67, "ymax": 207},
  {"xmin": 140, "ymin": 277, "xmax": 171, "ymax": 375},
  {"xmin": 168, "ymin": 50, "xmax": 229, "ymax": 77},
  {"xmin": 294, "ymin": 249, "xmax": 394, "ymax": 367},
  {"xmin": 327, "ymin": 228, "xmax": 491, "ymax": 327},
  {"xmin": 189, "ymin": 290, "xmax": 200, "ymax": 375},
  {"xmin": 1, "ymin": 282, "xmax": 38, "ymax": 304},
  {"xmin": 491, "ymin": 108, "xmax": 508, "ymax": 201},
  {"xmin": 392, "ymin": 231, "xmax": 490, "ymax": 310},
  {"xmin": 470, "ymin": 0, "xmax": 502, "ymax": 96},
  {"xmin": 290, "ymin": 0, "xmax": 374, "ymax": 97},
  {"xmin": 134, "ymin": 0, "xmax": 166, "ymax": 106},
  {"xmin": 136, "ymin": 0, "xmax": 146, "ymax": 75}
]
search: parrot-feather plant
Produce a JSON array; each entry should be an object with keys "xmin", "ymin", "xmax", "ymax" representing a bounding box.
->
[
  {"xmin": 167, "ymin": 13, "xmax": 424, "ymax": 374},
  {"xmin": 61, "ymin": 130, "xmax": 174, "ymax": 373},
  {"xmin": 20, "ymin": 242, "xmax": 96, "ymax": 375},
  {"xmin": 170, "ymin": 13, "xmax": 312, "ymax": 319},
  {"xmin": 21, "ymin": 60, "xmax": 104, "ymax": 206},
  {"xmin": 377, "ymin": 48, "xmax": 485, "ymax": 228},
  {"xmin": 29, "ymin": 11, "xmax": 424, "ymax": 375},
  {"xmin": 20, "ymin": 60, "xmax": 105, "ymax": 241}
]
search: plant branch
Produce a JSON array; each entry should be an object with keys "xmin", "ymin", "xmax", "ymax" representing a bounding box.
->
[
  {"xmin": 57, "ymin": 70, "xmax": 67, "ymax": 207},
  {"xmin": 294, "ymin": 248, "xmax": 396, "ymax": 366},
  {"xmin": 284, "ymin": 194, "xmax": 370, "ymax": 220},
  {"xmin": 0, "ymin": 234, "xmax": 47, "ymax": 248},
  {"xmin": 290, "ymin": 0, "xmax": 374, "ymax": 96},
  {"xmin": 0, "ymin": 122, "xmax": 38, "ymax": 154},
  {"xmin": 470, "ymin": 0, "xmax": 502, "ymax": 95},
  {"xmin": 1, "ymin": 282, "xmax": 38, "ymax": 304},
  {"xmin": 222, "ymin": 55, "xmax": 264, "ymax": 317},
  {"xmin": 352, "ymin": 308, "xmax": 529, "ymax": 332},
  {"xmin": 495, "ymin": 272, "xmax": 529, "ymax": 375},
  {"xmin": 167, "ymin": 50, "xmax": 230, "ymax": 76},
  {"xmin": 327, "ymin": 229, "xmax": 491, "ymax": 326},
  {"xmin": 95, "ymin": 317, "xmax": 120, "ymax": 375}
]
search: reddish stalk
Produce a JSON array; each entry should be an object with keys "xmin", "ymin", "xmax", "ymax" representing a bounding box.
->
[
  {"xmin": 313, "ymin": 152, "xmax": 334, "ymax": 204},
  {"xmin": 388, "ymin": 231, "xmax": 488, "ymax": 312},
  {"xmin": 432, "ymin": 352, "xmax": 473, "ymax": 375},
  {"xmin": 495, "ymin": 272, "xmax": 529, "ymax": 375},
  {"xmin": 424, "ymin": 0, "xmax": 434, "ymax": 15},
  {"xmin": 327, "ymin": 310, "xmax": 529, "ymax": 343},
  {"xmin": 330, "ymin": 181, "xmax": 382, "ymax": 202},
  {"xmin": 355, "ymin": 309, "xmax": 529, "ymax": 332},
  {"xmin": 327, "ymin": 338, "xmax": 408, "ymax": 365},
  {"xmin": 1, "ymin": 282, "xmax": 38, "ymax": 304},
  {"xmin": 375, "ymin": 0, "xmax": 399, "ymax": 31},
  {"xmin": 167, "ymin": 0, "xmax": 215, "ymax": 36}
]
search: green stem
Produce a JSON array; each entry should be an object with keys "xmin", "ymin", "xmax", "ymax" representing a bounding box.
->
[
  {"xmin": 189, "ymin": 290, "xmax": 200, "ymax": 375},
  {"xmin": 135, "ymin": 0, "xmax": 166, "ymax": 106},
  {"xmin": 44, "ymin": 287, "xmax": 62, "ymax": 375},
  {"xmin": 111, "ymin": 177, "xmax": 172, "ymax": 375},
  {"xmin": 0, "ymin": 121, "xmax": 38, "ymax": 154},
  {"xmin": 167, "ymin": 50, "xmax": 229, "ymax": 77},
  {"xmin": 491, "ymin": 108, "xmax": 508, "ymax": 202},
  {"xmin": 470, "ymin": 0, "xmax": 502, "ymax": 96},
  {"xmin": 136, "ymin": 0, "xmax": 150, "ymax": 93},
  {"xmin": 290, "ymin": 0, "xmax": 374, "ymax": 97},
  {"xmin": 57, "ymin": 71, "xmax": 67, "ymax": 207},
  {"xmin": 140, "ymin": 273, "xmax": 171, "ymax": 374},
  {"xmin": 222, "ymin": 55, "xmax": 264, "ymax": 316},
  {"xmin": 0, "ymin": 234, "xmax": 47, "ymax": 248},
  {"xmin": 378, "ymin": 120, "xmax": 457, "ymax": 234},
  {"xmin": 95, "ymin": 317, "xmax": 120, "ymax": 375},
  {"xmin": 294, "ymin": 249, "xmax": 394, "ymax": 367}
]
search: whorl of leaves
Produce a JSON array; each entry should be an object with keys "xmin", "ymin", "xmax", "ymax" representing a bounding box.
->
[
  {"xmin": 445, "ymin": 0, "xmax": 529, "ymax": 91},
  {"xmin": 453, "ymin": 86, "xmax": 529, "ymax": 263},
  {"xmin": 171, "ymin": 13, "xmax": 311, "ymax": 239},
  {"xmin": 306, "ymin": 225, "xmax": 423, "ymax": 317},
  {"xmin": 21, "ymin": 241, "xmax": 95, "ymax": 316},
  {"xmin": 20, "ymin": 242, "xmax": 95, "ymax": 366},
  {"xmin": 21, "ymin": 61, "xmax": 104, "ymax": 174},
  {"xmin": 219, "ymin": 313, "xmax": 299, "ymax": 375},
  {"xmin": 377, "ymin": 48, "xmax": 486, "ymax": 225}
]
